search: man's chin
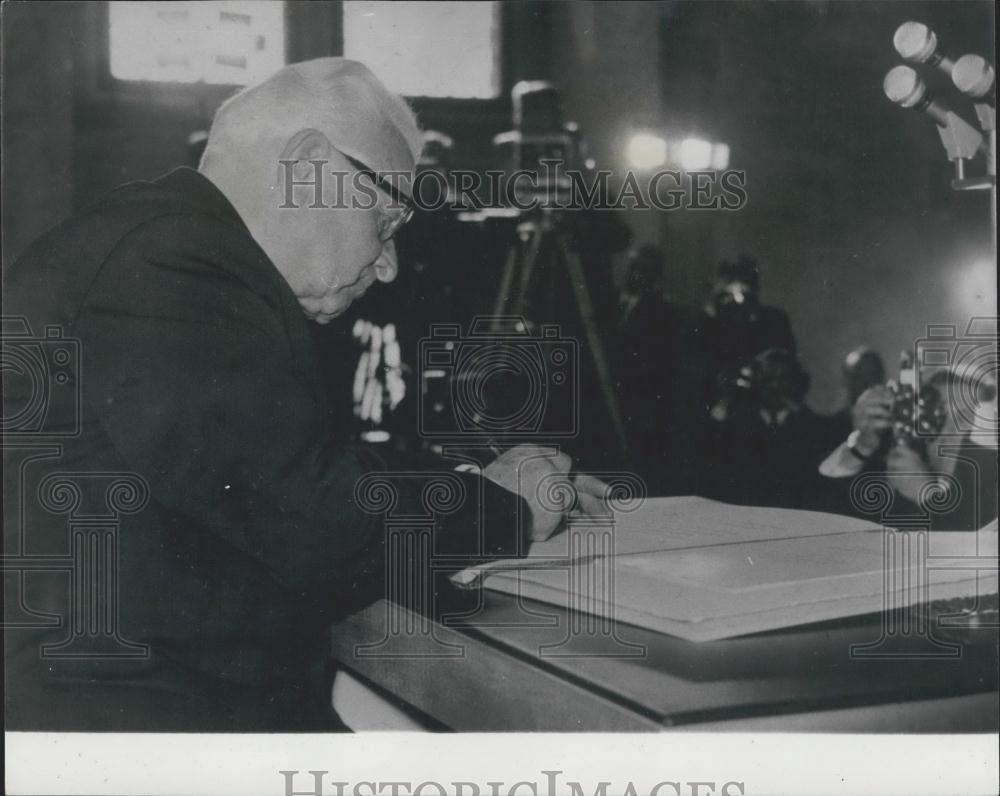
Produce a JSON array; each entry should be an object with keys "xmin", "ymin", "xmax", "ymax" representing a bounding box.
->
[
  {"xmin": 302, "ymin": 300, "xmax": 349, "ymax": 324},
  {"xmin": 301, "ymin": 283, "xmax": 374, "ymax": 324},
  {"xmin": 310, "ymin": 306, "xmax": 347, "ymax": 324}
]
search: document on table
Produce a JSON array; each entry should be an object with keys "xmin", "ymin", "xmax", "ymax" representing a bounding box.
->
[
  {"xmin": 452, "ymin": 496, "xmax": 999, "ymax": 642},
  {"xmin": 453, "ymin": 496, "xmax": 884, "ymax": 583}
]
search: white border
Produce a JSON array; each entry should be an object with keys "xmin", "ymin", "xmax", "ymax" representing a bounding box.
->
[{"xmin": 5, "ymin": 732, "xmax": 1000, "ymax": 796}]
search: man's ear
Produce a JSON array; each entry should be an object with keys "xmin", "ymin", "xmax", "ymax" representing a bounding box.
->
[{"xmin": 280, "ymin": 129, "xmax": 332, "ymax": 181}]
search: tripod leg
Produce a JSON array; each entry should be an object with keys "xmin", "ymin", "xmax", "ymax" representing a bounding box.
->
[
  {"xmin": 513, "ymin": 224, "xmax": 545, "ymax": 319},
  {"xmin": 558, "ymin": 238, "xmax": 630, "ymax": 461},
  {"xmin": 491, "ymin": 224, "xmax": 545, "ymax": 327},
  {"xmin": 491, "ymin": 244, "xmax": 521, "ymax": 321}
]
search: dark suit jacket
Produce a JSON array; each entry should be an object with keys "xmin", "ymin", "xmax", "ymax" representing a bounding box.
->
[
  {"xmin": 613, "ymin": 293, "xmax": 700, "ymax": 493},
  {"xmin": 701, "ymin": 406, "xmax": 846, "ymax": 512},
  {"xmin": 692, "ymin": 304, "xmax": 797, "ymax": 388},
  {"xmin": 3, "ymin": 168, "xmax": 525, "ymax": 731}
]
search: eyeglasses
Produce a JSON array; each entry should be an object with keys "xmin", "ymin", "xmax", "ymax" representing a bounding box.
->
[{"xmin": 344, "ymin": 154, "xmax": 414, "ymax": 242}]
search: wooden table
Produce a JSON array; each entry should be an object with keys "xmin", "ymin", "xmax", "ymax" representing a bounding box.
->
[{"xmin": 330, "ymin": 589, "xmax": 999, "ymax": 731}]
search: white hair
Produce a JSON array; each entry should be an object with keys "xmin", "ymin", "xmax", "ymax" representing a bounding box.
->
[{"xmin": 201, "ymin": 58, "xmax": 423, "ymax": 172}]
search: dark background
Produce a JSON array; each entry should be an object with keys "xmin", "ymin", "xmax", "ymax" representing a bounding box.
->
[{"xmin": 3, "ymin": 0, "xmax": 996, "ymax": 413}]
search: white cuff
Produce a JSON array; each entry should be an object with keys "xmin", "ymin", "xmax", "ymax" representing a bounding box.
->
[{"xmin": 819, "ymin": 442, "xmax": 866, "ymax": 478}]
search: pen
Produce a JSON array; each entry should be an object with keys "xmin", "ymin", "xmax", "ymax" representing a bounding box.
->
[{"xmin": 486, "ymin": 438, "xmax": 506, "ymax": 458}]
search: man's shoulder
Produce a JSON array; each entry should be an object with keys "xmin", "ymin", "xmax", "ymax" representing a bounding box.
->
[
  {"xmin": 29, "ymin": 169, "xmax": 242, "ymax": 247},
  {"xmin": 7, "ymin": 170, "xmax": 280, "ymax": 326},
  {"xmin": 79, "ymin": 168, "xmax": 254, "ymax": 255}
]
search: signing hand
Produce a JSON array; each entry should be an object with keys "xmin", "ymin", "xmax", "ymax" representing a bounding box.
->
[{"xmin": 482, "ymin": 446, "xmax": 608, "ymax": 541}]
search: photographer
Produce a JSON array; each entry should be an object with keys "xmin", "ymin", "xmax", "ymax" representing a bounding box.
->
[
  {"xmin": 612, "ymin": 245, "xmax": 697, "ymax": 492},
  {"xmin": 692, "ymin": 256, "xmax": 797, "ymax": 418},
  {"xmin": 820, "ymin": 369, "xmax": 998, "ymax": 530},
  {"xmin": 701, "ymin": 348, "xmax": 843, "ymax": 511}
]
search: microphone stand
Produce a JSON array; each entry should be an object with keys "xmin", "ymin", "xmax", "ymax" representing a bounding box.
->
[{"xmin": 943, "ymin": 104, "xmax": 997, "ymax": 254}]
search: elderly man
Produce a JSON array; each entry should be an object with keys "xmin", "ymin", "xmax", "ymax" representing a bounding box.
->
[{"xmin": 3, "ymin": 59, "xmax": 600, "ymax": 731}]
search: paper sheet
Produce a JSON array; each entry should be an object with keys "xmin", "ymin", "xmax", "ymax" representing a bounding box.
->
[
  {"xmin": 456, "ymin": 497, "xmax": 999, "ymax": 641},
  {"xmin": 452, "ymin": 496, "xmax": 883, "ymax": 585}
]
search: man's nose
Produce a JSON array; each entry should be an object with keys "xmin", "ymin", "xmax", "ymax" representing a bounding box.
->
[{"xmin": 374, "ymin": 240, "xmax": 398, "ymax": 283}]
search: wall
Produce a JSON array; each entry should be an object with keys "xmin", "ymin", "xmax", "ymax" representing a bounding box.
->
[{"xmin": 547, "ymin": 0, "xmax": 996, "ymax": 412}]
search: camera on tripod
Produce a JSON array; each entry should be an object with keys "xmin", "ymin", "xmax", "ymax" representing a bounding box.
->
[{"xmin": 492, "ymin": 81, "xmax": 586, "ymax": 209}]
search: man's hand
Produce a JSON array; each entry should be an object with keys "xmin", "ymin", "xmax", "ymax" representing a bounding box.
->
[
  {"xmin": 851, "ymin": 385, "xmax": 893, "ymax": 456},
  {"xmin": 482, "ymin": 446, "xmax": 608, "ymax": 542},
  {"xmin": 886, "ymin": 441, "xmax": 938, "ymax": 505}
]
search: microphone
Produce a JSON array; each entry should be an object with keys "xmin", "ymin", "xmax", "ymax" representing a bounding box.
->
[
  {"xmin": 884, "ymin": 65, "xmax": 951, "ymax": 126},
  {"xmin": 952, "ymin": 54, "xmax": 996, "ymax": 101},
  {"xmin": 884, "ymin": 65, "xmax": 986, "ymax": 161},
  {"xmin": 893, "ymin": 21, "xmax": 956, "ymax": 77}
]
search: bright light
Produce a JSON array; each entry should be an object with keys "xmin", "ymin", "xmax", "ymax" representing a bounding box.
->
[
  {"xmin": 678, "ymin": 137, "xmax": 713, "ymax": 171},
  {"xmin": 626, "ymin": 134, "xmax": 668, "ymax": 170},
  {"xmin": 109, "ymin": 1, "xmax": 285, "ymax": 85},
  {"xmin": 344, "ymin": 1, "xmax": 500, "ymax": 98},
  {"xmin": 711, "ymin": 143, "xmax": 731, "ymax": 170},
  {"xmin": 956, "ymin": 259, "xmax": 998, "ymax": 315}
]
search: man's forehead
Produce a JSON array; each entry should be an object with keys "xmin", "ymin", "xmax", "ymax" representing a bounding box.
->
[{"xmin": 335, "ymin": 125, "xmax": 416, "ymax": 190}]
